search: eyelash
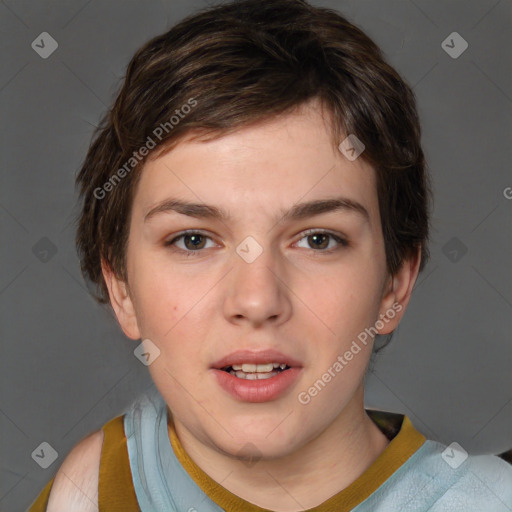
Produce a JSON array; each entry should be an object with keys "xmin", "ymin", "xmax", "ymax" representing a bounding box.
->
[{"xmin": 164, "ymin": 229, "xmax": 349, "ymax": 257}]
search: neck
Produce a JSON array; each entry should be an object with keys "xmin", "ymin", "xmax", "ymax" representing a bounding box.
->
[{"xmin": 172, "ymin": 386, "xmax": 390, "ymax": 511}]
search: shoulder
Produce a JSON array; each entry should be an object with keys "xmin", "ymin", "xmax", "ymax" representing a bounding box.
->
[
  {"xmin": 46, "ymin": 429, "xmax": 104, "ymax": 512},
  {"xmin": 447, "ymin": 452, "xmax": 512, "ymax": 507},
  {"xmin": 414, "ymin": 441, "xmax": 512, "ymax": 511}
]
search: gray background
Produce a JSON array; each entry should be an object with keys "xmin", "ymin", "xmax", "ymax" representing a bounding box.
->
[{"xmin": 1, "ymin": 0, "xmax": 511, "ymax": 510}]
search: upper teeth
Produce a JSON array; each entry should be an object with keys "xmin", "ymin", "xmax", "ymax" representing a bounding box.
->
[{"xmin": 231, "ymin": 363, "xmax": 287, "ymax": 372}]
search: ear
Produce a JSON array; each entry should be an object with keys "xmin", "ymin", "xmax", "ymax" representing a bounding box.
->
[
  {"xmin": 101, "ymin": 259, "xmax": 141, "ymax": 340},
  {"xmin": 376, "ymin": 246, "xmax": 422, "ymax": 335}
]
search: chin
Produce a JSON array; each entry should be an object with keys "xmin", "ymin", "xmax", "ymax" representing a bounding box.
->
[
  {"xmin": 226, "ymin": 439, "xmax": 297, "ymax": 463},
  {"xmin": 214, "ymin": 425, "xmax": 302, "ymax": 461}
]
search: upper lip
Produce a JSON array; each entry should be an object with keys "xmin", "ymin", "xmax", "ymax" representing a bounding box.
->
[{"xmin": 211, "ymin": 349, "xmax": 303, "ymax": 369}]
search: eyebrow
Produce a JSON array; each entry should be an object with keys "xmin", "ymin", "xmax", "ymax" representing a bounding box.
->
[{"xmin": 144, "ymin": 196, "xmax": 370, "ymax": 224}]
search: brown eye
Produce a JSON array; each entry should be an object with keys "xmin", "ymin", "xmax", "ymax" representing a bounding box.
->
[
  {"xmin": 308, "ymin": 233, "xmax": 329, "ymax": 250},
  {"xmin": 182, "ymin": 233, "xmax": 207, "ymax": 250},
  {"xmin": 164, "ymin": 231, "xmax": 214, "ymax": 256},
  {"xmin": 295, "ymin": 230, "xmax": 348, "ymax": 252}
]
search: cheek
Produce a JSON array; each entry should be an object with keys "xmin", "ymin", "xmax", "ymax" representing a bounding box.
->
[
  {"xmin": 311, "ymin": 265, "xmax": 382, "ymax": 332},
  {"xmin": 300, "ymin": 271, "xmax": 381, "ymax": 406},
  {"xmin": 127, "ymin": 252, "xmax": 184, "ymax": 338},
  {"xmin": 298, "ymin": 270, "xmax": 383, "ymax": 390},
  {"xmin": 128, "ymin": 254, "xmax": 215, "ymax": 357},
  {"xmin": 130, "ymin": 269, "xmax": 206, "ymax": 391}
]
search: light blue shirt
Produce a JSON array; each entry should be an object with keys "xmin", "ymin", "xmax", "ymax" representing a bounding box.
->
[{"xmin": 124, "ymin": 386, "xmax": 512, "ymax": 511}]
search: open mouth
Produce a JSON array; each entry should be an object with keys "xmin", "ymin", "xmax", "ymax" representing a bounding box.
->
[
  {"xmin": 212, "ymin": 356, "xmax": 302, "ymax": 402},
  {"xmin": 221, "ymin": 363, "xmax": 291, "ymax": 380}
]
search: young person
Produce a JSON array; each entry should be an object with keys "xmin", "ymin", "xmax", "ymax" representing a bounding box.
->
[{"xmin": 29, "ymin": 0, "xmax": 512, "ymax": 510}]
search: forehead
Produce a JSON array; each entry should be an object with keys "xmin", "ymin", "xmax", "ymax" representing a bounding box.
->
[{"xmin": 134, "ymin": 105, "xmax": 379, "ymax": 226}]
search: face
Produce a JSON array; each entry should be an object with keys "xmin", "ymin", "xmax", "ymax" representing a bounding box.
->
[{"xmin": 105, "ymin": 101, "xmax": 417, "ymax": 460}]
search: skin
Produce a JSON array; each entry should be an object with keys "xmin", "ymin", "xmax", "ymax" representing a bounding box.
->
[
  {"xmin": 103, "ymin": 100, "xmax": 421, "ymax": 511},
  {"xmin": 46, "ymin": 430, "xmax": 102, "ymax": 511}
]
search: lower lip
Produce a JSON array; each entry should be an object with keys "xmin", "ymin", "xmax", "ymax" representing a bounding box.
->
[{"xmin": 211, "ymin": 368, "xmax": 302, "ymax": 403}]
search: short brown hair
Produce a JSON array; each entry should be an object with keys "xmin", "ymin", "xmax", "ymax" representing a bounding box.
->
[{"xmin": 76, "ymin": 0, "xmax": 432, "ymax": 305}]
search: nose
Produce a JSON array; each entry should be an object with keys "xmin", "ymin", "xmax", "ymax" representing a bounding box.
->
[{"xmin": 222, "ymin": 243, "xmax": 292, "ymax": 327}]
